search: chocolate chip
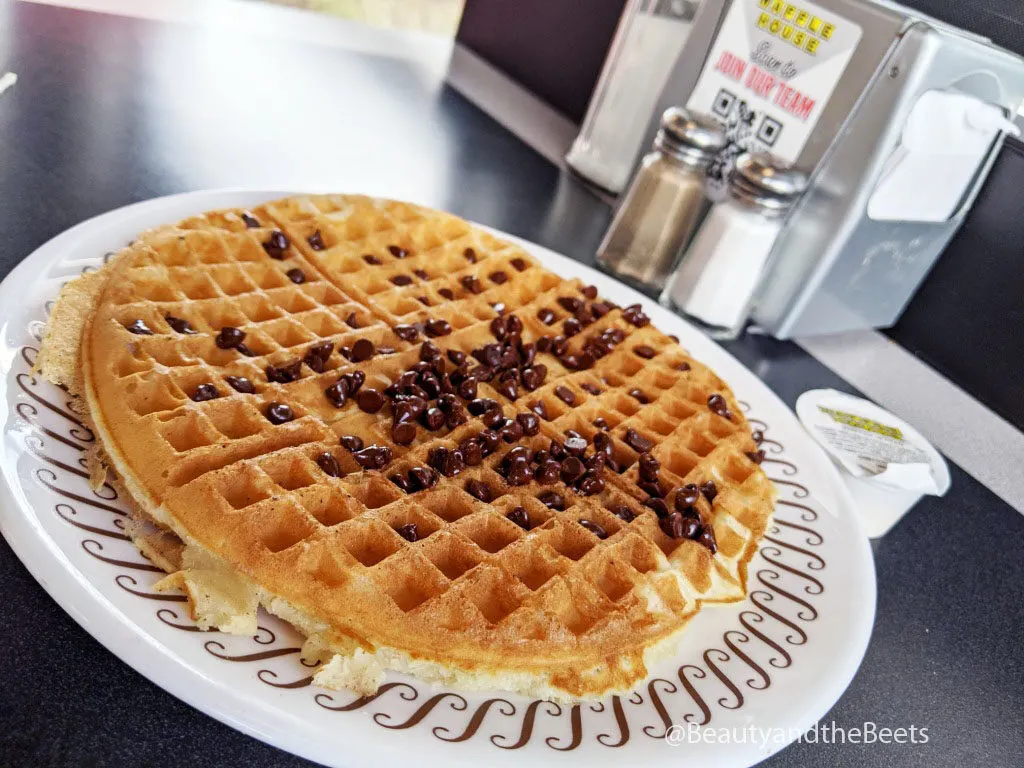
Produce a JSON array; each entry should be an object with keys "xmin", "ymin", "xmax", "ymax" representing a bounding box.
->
[
  {"xmin": 578, "ymin": 519, "xmax": 607, "ymax": 538},
  {"xmin": 396, "ymin": 523, "xmax": 419, "ymax": 542},
  {"xmin": 364, "ymin": 254, "xmax": 382, "ymax": 265},
  {"xmin": 388, "ymin": 245, "xmax": 409, "ymax": 259},
  {"xmin": 580, "ymin": 382, "xmax": 601, "ymax": 396},
  {"xmin": 463, "ymin": 247, "xmax": 477, "ymax": 263},
  {"xmin": 622, "ymin": 304, "xmax": 650, "ymax": 327},
  {"xmin": 530, "ymin": 400, "xmax": 549, "ymax": 420},
  {"xmin": 697, "ymin": 525, "xmax": 718, "ymax": 553},
  {"xmin": 517, "ymin": 366, "xmax": 543, "ymax": 392},
  {"xmin": 125, "ymin": 319, "xmax": 153, "ymax": 335},
  {"xmin": 340, "ymin": 371, "xmax": 365, "ymax": 395},
  {"xmin": 191, "ymin": 383, "xmax": 219, "ymax": 402},
  {"xmin": 264, "ymin": 402, "xmax": 294, "ymax": 424},
  {"xmin": 465, "ymin": 479, "xmax": 492, "ymax": 503},
  {"xmin": 391, "ymin": 473, "xmax": 413, "ymax": 493},
  {"xmin": 356, "ymin": 388, "xmax": 385, "ymax": 413},
  {"xmin": 224, "ymin": 375, "xmax": 255, "ymax": 394},
  {"xmin": 304, "ymin": 229, "xmax": 325, "ymax": 250},
  {"xmin": 581, "ymin": 285, "xmax": 598, "ymax": 299},
  {"xmin": 263, "ymin": 230, "xmax": 289, "ymax": 259},
  {"xmin": 558, "ymin": 456, "xmax": 585, "ymax": 484},
  {"xmin": 578, "ymin": 474, "xmax": 605, "ymax": 496},
  {"xmin": 353, "ymin": 445, "xmax": 393, "ymax": 470},
  {"xmin": 393, "ymin": 324, "xmax": 419, "ymax": 342},
  {"xmin": 505, "ymin": 456, "xmax": 533, "ymax": 486},
  {"xmin": 489, "ymin": 271, "xmax": 508, "ymax": 285},
  {"xmin": 460, "ymin": 275, "xmax": 484, "ymax": 294},
  {"xmin": 592, "ymin": 417, "xmax": 609, "ymax": 431},
  {"xmin": 164, "ymin": 315, "xmax": 196, "ymax": 334},
  {"xmin": 564, "ymin": 436, "xmax": 588, "ymax": 456},
  {"xmin": 638, "ymin": 453, "xmax": 660, "ymax": 483},
  {"xmin": 700, "ymin": 480, "xmax": 718, "ymax": 503},
  {"xmin": 445, "ymin": 349, "xmax": 466, "ymax": 366},
  {"xmin": 340, "ymin": 434, "xmax": 365, "ymax": 452},
  {"xmin": 438, "ymin": 288, "xmax": 455, "ymax": 300},
  {"xmin": 391, "ymin": 274, "xmax": 413, "ymax": 286},
  {"xmin": 283, "ymin": 268, "xmax": 305, "ymax": 284},
  {"xmin": 215, "ymin": 326, "xmax": 246, "ymax": 350},
  {"xmin": 629, "ymin": 388, "xmax": 650, "ymax": 404},
  {"xmin": 391, "ymin": 421, "xmax": 417, "ymax": 445},
  {"xmin": 506, "ymin": 507, "xmax": 530, "ymax": 530},
  {"xmin": 349, "ymin": 338, "xmax": 375, "ymax": 363},
  {"xmin": 676, "ymin": 484, "xmax": 700, "ymax": 510},
  {"xmin": 660, "ymin": 512, "xmax": 686, "ymax": 538},
  {"xmin": 424, "ymin": 319, "xmax": 451, "ymax": 337},
  {"xmin": 554, "ymin": 386, "xmax": 576, "ymax": 406},
  {"xmin": 240, "ymin": 211, "xmax": 260, "ymax": 228},
  {"xmin": 266, "ymin": 360, "xmax": 303, "ymax": 383},
  {"xmin": 409, "ymin": 466, "xmax": 439, "ymax": 492},
  {"xmin": 634, "ymin": 345, "xmax": 657, "ymax": 359},
  {"xmin": 752, "ymin": 430, "xmax": 764, "ymax": 444},
  {"xmin": 562, "ymin": 317, "xmax": 582, "ymax": 337},
  {"xmin": 609, "ymin": 505, "xmax": 635, "ymax": 523},
  {"xmin": 457, "ymin": 377, "xmax": 478, "ymax": 401},
  {"xmin": 558, "ymin": 296, "xmax": 583, "ymax": 314},
  {"xmin": 624, "ymin": 429, "xmax": 653, "ymax": 453},
  {"xmin": 324, "ymin": 381, "xmax": 348, "ymax": 408},
  {"xmin": 551, "ymin": 336, "xmax": 569, "ymax": 356},
  {"xmin": 707, "ymin": 394, "xmax": 733, "ymax": 420},
  {"xmin": 420, "ymin": 407, "xmax": 444, "ymax": 431},
  {"xmin": 316, "ymin": 452, "xmax": 342, "ymax": 477},
  {"xmin": 510, "ymin": 257, "xmax": 527, "ymax": 272},
  {"xmin": 536, "ymin": 308, "xmax": 556, "ymax": 326},
  {"xmin": 746, "ymin": 449, "xmax": 766, "ymax": 464},
  {"xmin": 499, "ymin": 418, "xmax": 524, "ymax": 444},
  {"xmin": 516, "ymin": 412, "xmax": 540, "ymax": 436},
  {"xmin": 590, "ymin": 301, "xmax": 611, "ymax": 319},
  {"xmin": 537, "ymin": 490, "xmax": 564, "ymax": 510},
  {"xmin": 494, "ymin": 375, "xmax": 518, "ymax": 401}
]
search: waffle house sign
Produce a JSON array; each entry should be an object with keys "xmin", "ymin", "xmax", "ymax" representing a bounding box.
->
[{"xmin": 686, "ymin": 0, "xmax": 862, "ymax": 162}]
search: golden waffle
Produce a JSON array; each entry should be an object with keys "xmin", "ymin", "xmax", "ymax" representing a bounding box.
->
[{"xmin": 41, "ymin": 195, "xmax": 774, "ymax": 700}]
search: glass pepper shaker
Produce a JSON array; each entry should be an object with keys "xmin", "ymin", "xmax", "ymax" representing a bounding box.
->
[
  {"xmin": 661, "ymin": 152, "xmax": 808, "ymax": 340},
  {"xmin": 596, "ymin": 107, "xmax": 726, "ymax": 291}
]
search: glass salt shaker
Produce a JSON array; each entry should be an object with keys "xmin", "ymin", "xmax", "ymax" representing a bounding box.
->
[
  {"xmin": 596, "ymin": 107, "xmax": 726, "ymax": 292},
  {"xmin": 661, "ymin": 152, "xmax": 807, "ymax": 340}
]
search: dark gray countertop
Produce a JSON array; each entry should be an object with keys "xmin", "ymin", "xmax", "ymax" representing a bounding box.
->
[{"xmin": 1, "ymin": 4, "xmax": 1021, "ymax": 767}]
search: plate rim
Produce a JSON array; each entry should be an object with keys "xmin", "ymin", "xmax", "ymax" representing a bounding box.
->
[{"xmin": 0, "ymin": 188, "xmax": 876, "ymax": 768}]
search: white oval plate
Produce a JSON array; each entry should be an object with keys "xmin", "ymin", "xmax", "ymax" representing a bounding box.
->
[{"xmin": 0, "ymin": 190, "xmax": 874, "ymax": 768}]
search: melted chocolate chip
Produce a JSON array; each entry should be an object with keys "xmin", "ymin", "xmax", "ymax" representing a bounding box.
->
[
  {"xmin": 624, "ymin": 428, "xmax": 653, "ymax": 453},
  {"xmin": 578, "ymin": 519, "xmax": 608, "ymax": 539},
  {"xmin": 126, "ymin": 319, "xmax": 153, "ymax": 335},
  {"xmin": 391, "ymin": 421, "xmax": 417, "ymax": 446},
  {"xmin": 463, "ymin": 247, "xmax": 477, "ymax": 263},
  {"xmin": 633, "ymin": 345, "xmax": 657, "ymax": 359},
  {"xmin": 388, "ymin": 245, "xmax": 409, "ymax": 259},
  {"xmin": 408, "ymin": 466, "xmax": 439, "ymax": 492},
  {"xmin": 396, "ymin": 523, "xmax": 419, "ymax": 542},
  {"xmin": 339, "ymin": 434, "xmax": 365, "ymax": 452},
  {"xmin": 659, "ymin": 512, "xmax": 686, "ymax": 538},
  {"xmin": 316, "ymin": 452, "xmax": 342, "ymax": 477},
  {"xmin": 267, "ymin": 360, "xmax": 303, "ymax": 384},
  {"xmin": 506, "ymin": 507, "xmax": 530, "ymax": 530},
  {"xmin": 164, "ymin": 315, "xmax": 196, "ymax": 334},
  {"xmin": 391, "ymin": 274, "xmax": 413, "ymax": 287},
  {"xmin": 609, "ymin": 505, "xmax": 636, "ymax": 523},
  {"xmin": 225, "ymin": 375, "xmax": 255, "ymax": 394},
  {"xmin": 286, "ymin": 268, "xmax": 306, "ymax": 284},
  {"xmin": 580, "ymin": 382, "xmax": 602, "ymax": 396},
  {"xmin": 675, "ymin": 483, "xmax": 700, "ymax": 510},
  {"xmin": 350, "ymin": 338, "xmax": 375, "ymax": 362},
  {"xmin": 629, "ymin": 388, "xmax": 650, "ymax": 404},
  {"xmin": 554, "ymin": 386, "xmax": 576, "ymax": 406},
  {"xmin": 677, "ymin": 361, "xmax": 692, "ymax": 371},
  {"xmin": 391, "ymin": 473, "xmax": 413, "ymax": 493},
  {"xmin": 537, "ymin": 490, "xmax": 564, "ymax": 510},
  {"xmin": 460, "ymin": 275, "xmax": 484, "ymax": 295},
  {"xmin": 307, "ymin": 230, "xmax": 326, "ymax": 251},
  {"xmin": 622, "ymin": 303, "xmax": 650, "ymax": 327},
  {"xmin": 240, "ymin": 211, "xmax": 260, "ymax": 228},
  {"xmin": 356, "ymin": 388, "xmax": 385, "ymax": 413},
  {"xmin": 394, "ymin": 324, "xmax": 419, "ymax": 342},
  {"xmin": 264, "ymin": 402, "xmax": 294, "ymax": 424},
  {"xmin": 489, "ymin": 271, "xmax": 508, "ymax": 285},
  {"xmin": 215, "ymin": 326, "xmax": 246, "ymax": 350},
  {"xmin": 510, "ymin": 257, "xmax": 527, "ymax": 272},
  {"xmin": 529, "ymin": 400, "xmax": 549, "ymax": 420},
  {"xmin": 559, "ymin": 456, "xmax": 586, "ymax": 484},
  {"xmin": 353, "ymin": 445, "xmax": 393, "ymax": 470},
  {"xmin": 424, "ymin": 319, "xmax": 452, "ymax": 338},
  {"xmin": 516, "ymin": 412, "xmax": 540, "ymax": 436},
  {"xmin": 707, "ymin": 393, "xmax": 733, "ymax": 420},
  {"xmin": 191, "ymin": 383, "xmax": 220, "ymax": 402},
  {"xmin": 700, "ymin": 480, "xmax": 718, "ymax": 503},
  {"xmin": 263, "ymin": 230, "xmax": 290, "ymax": 259},
  {"xmin": 363, "ymin": 254, "xmax": 382, "ymax": 265},
  {"xmin": 438, "ymin": 288, "xmax": 455, "ymax": 300},
  {"xmin": 592, "ymin": 417, "xmax": 609, "ymax": 431},
  {"xmin": 746, "ymin": 449, "xmax": 766, "ymax": 464},
  {"xmin": 697, "ymin": 525, "xmax": 718, "ymax": 553},
  {"xmin": 465, "ymin": 479, "xmax": 493, "ymax": 503}
]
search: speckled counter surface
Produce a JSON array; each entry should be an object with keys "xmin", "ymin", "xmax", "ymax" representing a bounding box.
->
[{"xmin": 0, "ymin": 3, "xmax": 1021, "ymax": 766}]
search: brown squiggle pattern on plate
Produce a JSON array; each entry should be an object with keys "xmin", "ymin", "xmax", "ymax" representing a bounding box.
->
[{"xmin": 12, "ymin": 342, "xmax": 831, "ymax": 751}]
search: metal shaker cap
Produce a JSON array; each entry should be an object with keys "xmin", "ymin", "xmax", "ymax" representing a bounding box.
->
[
  {"xmin": 730, "ymin": 152, "xmax": 808, "ymax": 215},
  {"xmin": 655, "ymin": 107, "xmax": 728, "ymax": 167}
]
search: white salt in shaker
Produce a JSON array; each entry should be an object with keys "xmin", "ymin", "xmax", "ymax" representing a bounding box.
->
[{"xmin": 661, "ymin": 153, "xmax": 807, "ymax": 339}]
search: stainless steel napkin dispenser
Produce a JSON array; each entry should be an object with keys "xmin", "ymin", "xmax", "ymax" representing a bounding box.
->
[{"xmin": 640, "ymin": 0, "xmax": 1024, "ymax": 338}]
